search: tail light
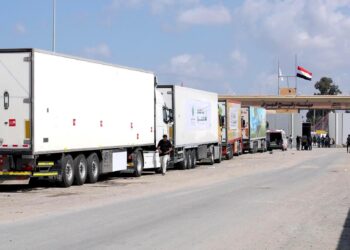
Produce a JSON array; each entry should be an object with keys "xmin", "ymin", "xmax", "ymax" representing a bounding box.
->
[
  {"xmin": 22, "ymin": 165, "xmax": 33, "ymax": 171},
  {"xmin": 0, "ymin": 155, "xmax": 5, "ymax": 171}
]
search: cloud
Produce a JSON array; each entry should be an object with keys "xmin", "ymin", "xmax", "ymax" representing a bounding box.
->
[
  {"xmin": 109, "ymin": 0, "xmax": 143, "ymax": 10},
  {"xmin": 230, "ymin": 49, "xmax": 248, "ymax": 71},
  {"xmin": 177, "ymin": 5, "xmax": 232, "ymax": 25},
  {"xmin": 107, "ymin": 0, "xmax": 199, "ymax": 13},
  {"xmin": 83, "ymin": 43, "xmax": 112, "ymax": 59},
  {"xmin": 232, "ymin": 0, "xmax": 350, "ymax": 94},
  {"xmin": 150, "ymin": 0, "xmax": 200, "ymax": 13},
  {"xmin": 158, "ymin": 53, "xmax": 226, "ymax": 90},
  {"xmin": 14, "ymin": 23, "xmax": 26, "ymax": 35}
]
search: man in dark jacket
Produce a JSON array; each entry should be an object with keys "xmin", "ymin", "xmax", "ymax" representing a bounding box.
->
[
  {"xmin": 157, "ymin": 135, "xmax": 173, "ymax": 175},
  {"xmin": 347, "ymin": 134, "xmax": 350, "ymax": 153}
]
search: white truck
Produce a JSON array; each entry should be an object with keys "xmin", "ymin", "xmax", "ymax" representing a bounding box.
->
[
  {"xmin": 157, "ymin": 85, "xmax": 222, "ymax": 169},
  {"xmin": 0, "ymin": 49, "xmax": 167, "ymax": 187}
]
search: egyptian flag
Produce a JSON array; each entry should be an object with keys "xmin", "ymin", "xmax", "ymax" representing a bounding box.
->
[{"xmin": 296, "ymin": 66, "xmax": 312, "ymax": 81}]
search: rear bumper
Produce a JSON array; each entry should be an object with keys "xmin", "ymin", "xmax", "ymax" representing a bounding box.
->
[
  {"xmin": 0, "ymin": 172, "xmax": 31, "ymax": 185},
  {"xmin": 0, "ymin": 171, "xmax": 58, "ymax": 185}
]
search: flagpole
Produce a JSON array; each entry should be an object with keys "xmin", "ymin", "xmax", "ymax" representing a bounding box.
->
[
  {"xmin": 295, "ymin": 54, "xmax": 298, "ymax": 95},
  {"xmin": 277, "ymin": 59, "xmax": 280, "ymax": 96}
]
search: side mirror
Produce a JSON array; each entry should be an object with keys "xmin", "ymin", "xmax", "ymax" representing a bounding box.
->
[
  {"xmin": 168, "ymin": 109, "xmax": 174, "ymax": 123},
  {"xmin": 220, "ymin": 116, "xmax": 225, "ymax": 127},
  {"xmin": 4, "ymin": 91, "xmax": 9, "ymax": 110},
  {"xmin": 163, "ymin": 107, "xmax": 168, "ymax": 124}
]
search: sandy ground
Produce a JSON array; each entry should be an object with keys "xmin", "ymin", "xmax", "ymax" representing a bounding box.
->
[{"xmin": 1, "ymin": 147, "xmax": 347, "ymax": 224}]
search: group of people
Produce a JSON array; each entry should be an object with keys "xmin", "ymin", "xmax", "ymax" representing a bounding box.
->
[
  {"xmin": 295, "ymin": 135, "xmax": 312, "ymax": 151},
  {"xmin": 294, "ymin": 134, "xmax": 335, "ymax": 151},
  {"xmin": 312, "ymin": 134, "xmax": 334, "ymax": 148}
]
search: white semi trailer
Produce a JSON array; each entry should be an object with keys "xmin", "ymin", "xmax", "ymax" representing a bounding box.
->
[
  {"xmin": 157, "ymin": 85, "xmax": 222, "ymax": 169},
  {"xmin": 0, "ymin": 49, "xmax": 167, "ymax": 187}
]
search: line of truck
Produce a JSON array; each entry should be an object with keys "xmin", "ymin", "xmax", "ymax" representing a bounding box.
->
[{"xmin": 0, "ymin": 49, "xmax": 267, "ymax": 187}]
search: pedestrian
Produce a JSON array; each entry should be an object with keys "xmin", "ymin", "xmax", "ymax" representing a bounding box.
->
[
  {"xmin": 321, "ymin": 136, "xmax": 325, "ymax": 148},
  {"xmin": 325, "ymin": 135, "xmax": 330, "ymax": 148},
  {"xmin": 312, "ymin": 135, "xmax": 317, "ymax": 146},
  {"xmin": 317, "ymin": 136, "xmax": 321, "ymax": 148},
  {"xmin": 296, "ymin": 135, "xmax": 301, "ymax": 150},
  {"xmin": 157, "ymin": 134, "xmax": 173, "ymax": 175},
  {"xmin": 308, "ymin": 136, "xmax": 312, "ymax": 150},
  {"xmin": 347, "ymin": 134, "xmax": 350, "ymax": 153},
  {"xmin": 289, "ymin": 135, "xmax": 293, "ymax": 149}
]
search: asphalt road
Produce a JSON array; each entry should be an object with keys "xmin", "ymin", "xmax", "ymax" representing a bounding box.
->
[{"xmin": 1, "ymin": 148, "xmax": 350, "ymax": 250}]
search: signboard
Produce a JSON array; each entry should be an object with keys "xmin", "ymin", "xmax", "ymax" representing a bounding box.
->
[
  {"xmin": 249, "ymin": 107, "xmax": 267, "ymax": 139},
  {"xmin": 186, "ymin": 100, "xmax": 211, "ymax": 130},
  {"xmin": 227, "ymin": 102, "xmax": 241, "ymax": 142}
]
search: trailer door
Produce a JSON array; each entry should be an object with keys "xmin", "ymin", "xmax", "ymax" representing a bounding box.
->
[{"xmin": 0, "ymin": 51, "xmax": 31, "ymax": 151}]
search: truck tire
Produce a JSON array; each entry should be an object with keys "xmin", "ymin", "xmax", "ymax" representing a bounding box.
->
[
  {"xmin": 227, "ymin": 145, "xmax": 233, "ymax": 159},
  {"xmin": 133, "ymin": 151, "xmax": 144, "ymax": 177},
  {"xmin": 59, "ymin": 155, "xmax": 74, "ymax": 188},
  {"xmin": 186, "ymin": 150, "xmax": 192, "ymax": 169},
  {"xmin": 191, "ymin": 150, "xmax": 197, "ymax": 168},
  {"xmin": 214, "ymin": 147, "xmax": 222, "ymax": 163},
  {"xmin": 87, "ymin": 153, "xmax": 100, "ymax": 183},
  {"xmin": 74, "ymin": 155, "xmax": 87, "ymax": 185},
  {"xmin": 238, "ymin": 142, "xmax": 243, "ymax": 155},
  {"xmin": 208, "ymin": 146, "xmax": 215, "ymax": 165},
  {"xmin": 178, "ymin": 151, "xmax": 188, "ymax": 170}
]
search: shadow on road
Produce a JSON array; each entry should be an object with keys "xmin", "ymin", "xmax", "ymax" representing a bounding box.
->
[{"xmin": 337, "ymin": 208, "xmax": 350, "ymax": 250}]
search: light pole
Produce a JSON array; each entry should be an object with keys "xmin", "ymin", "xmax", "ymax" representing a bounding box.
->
[{"xmin": 52, "ymin": 0, "xmax": 56, "ymax": 52}]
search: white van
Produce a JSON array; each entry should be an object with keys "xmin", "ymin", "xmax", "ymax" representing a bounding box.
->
[{"xmin": 266, "ymin": 130, "xmax": 288, "ymax": 151}]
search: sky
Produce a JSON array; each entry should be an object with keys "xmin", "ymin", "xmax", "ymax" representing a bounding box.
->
[{"xmin": 1, "ymin": 0, "xmax": 350, "ymax": 95}]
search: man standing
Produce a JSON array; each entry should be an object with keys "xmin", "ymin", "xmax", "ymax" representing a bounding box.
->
[
  {"xmin": 296, "ymin": 135, "xmax": 301, "ymax": 151},
  {"xmin": 157, "ymin": 135, "xmax": 173, "ymax": 175},
  {"xmin": 347, "ymin": 134, "xmax": 350, "ymax": 153}
]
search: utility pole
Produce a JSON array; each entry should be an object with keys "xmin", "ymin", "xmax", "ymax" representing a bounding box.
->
[{"xmin": 52, "ymin": 0, "xmax": 56, "ymax": 52}]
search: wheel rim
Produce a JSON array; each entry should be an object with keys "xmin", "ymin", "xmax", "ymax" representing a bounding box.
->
[
  {"xmin": 79, "ymin": 161, "xmax": 87, "ymax": 178},
  {"xmin": 91, "ymin": 160, "xmax": 98, "ymax": 177},
  {"xmin": 136, "ymin": 154, "xmax": 142, "ymax": 172},
  {"xmin": 187, "ymin": 152, "xmax": 192, "ymax": 168},
  {"xmin": 211, "ymin": 148, "xmax": 214, "ymax": 162},
  {"xmin": 183, "ymin": 152, "xmax": 187, "ymax": 168},
  {"xmin": 65, "ymin": 162, "xmax": 73, "ymax": 181}
]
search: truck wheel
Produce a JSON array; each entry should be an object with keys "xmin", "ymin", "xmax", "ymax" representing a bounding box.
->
[
  {"xmin": 186, "ymin": 150, "xmax": 192, "ymax": 169},
  {"xmin": 133, "ymin": 151, "xmax": 144, "ymax": 177},
  {"xmin": 59, "ymin": 155, "xmax": 74, "ymax": 188},
  {"xmin": 178, "ymin": 151, "xmax": 188, "ymax": 170},
  {"xmin": 225, "ymin": 149, "xmax": 230, "ymax": 160},
  {"xmin": 87, "ymin": 153, "xmax": 100, "ymax": 183},
  {"xmin": 191, "ymin": 150, "xmax": 197, "ymax": 168},
  {"xmin": 209, "ymin": 146, "xmax": 215, "ymax": 165},
  {"xmin": 229, "ymin": 146, "xmax": 234, "ymax": 159},
  {"xmin": 214, "ymin": 148, "xmax": 222, "ymax": 163},
  {"xmin": 238, "ymin": 142, "xmax": 243, "ymax": 155},
  {"xmin": 74, "ymin": 155, "xmax": 87, "ymax": 185}
]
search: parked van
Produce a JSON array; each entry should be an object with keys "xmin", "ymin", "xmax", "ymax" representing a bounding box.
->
[{"xmin": 266, "ymin": 130, "xmax": 288, "ymax": 151}]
